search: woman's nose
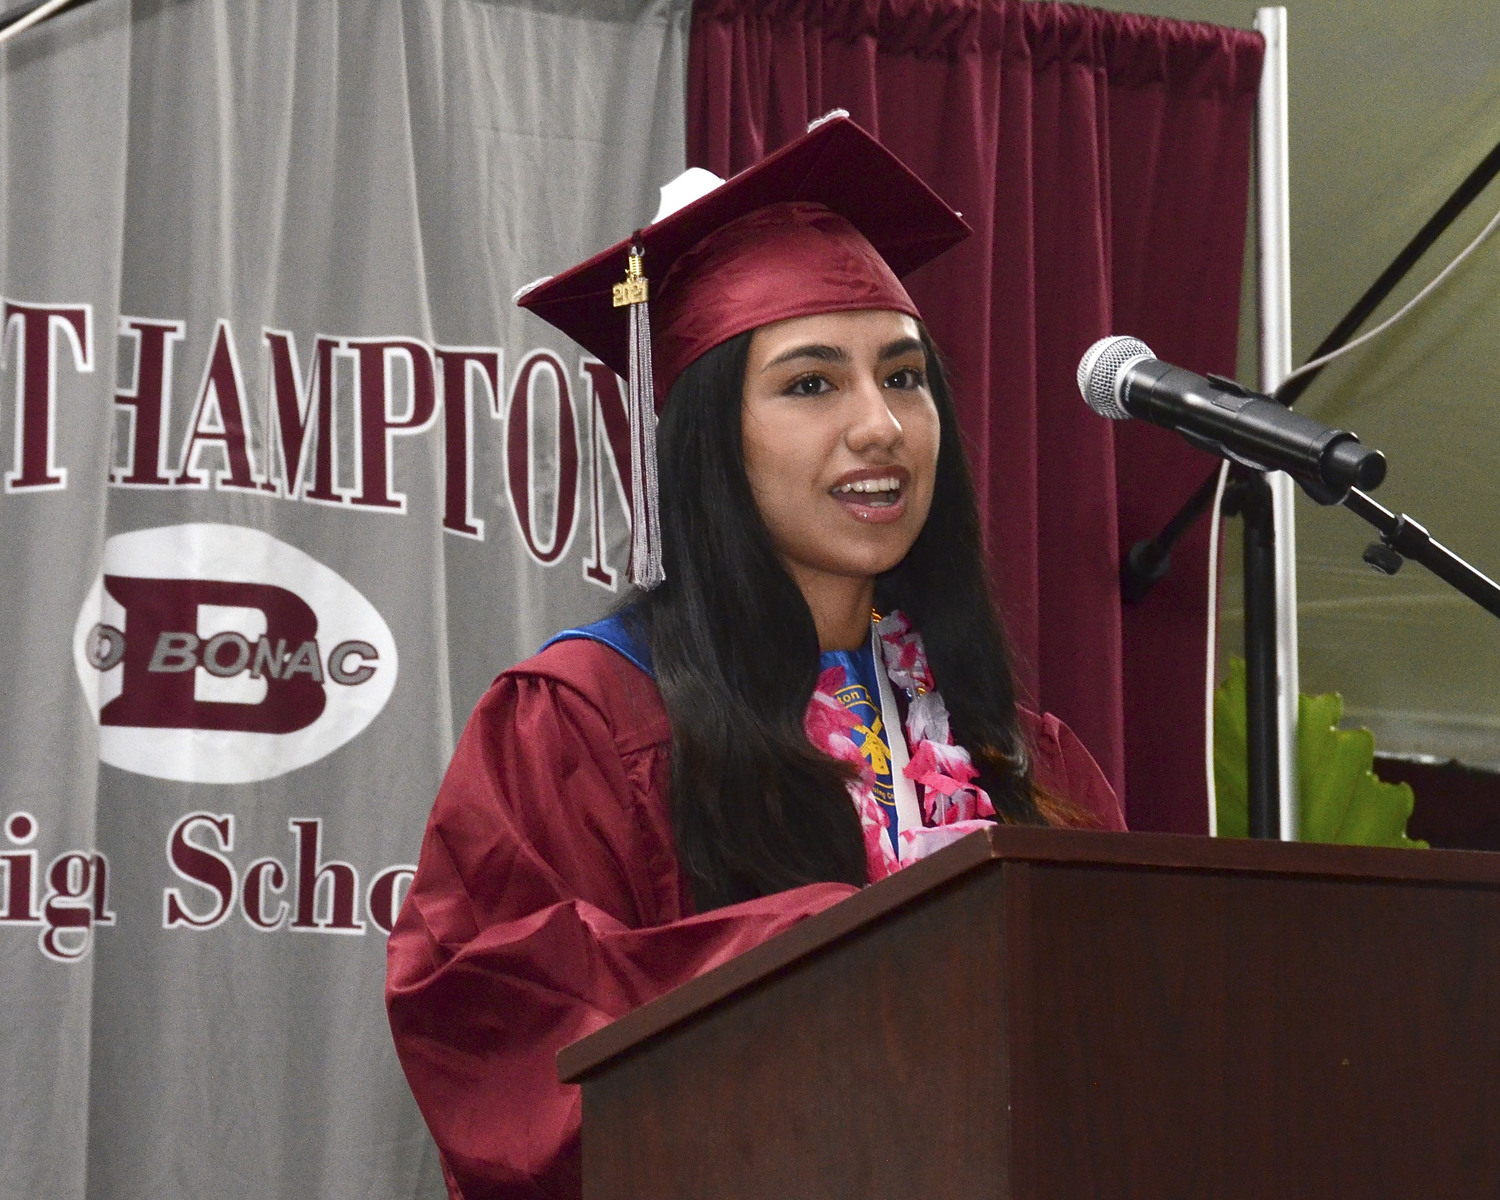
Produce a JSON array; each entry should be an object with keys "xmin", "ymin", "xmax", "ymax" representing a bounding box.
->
[{"xmin": 845, "ymin": 379, "xmax": 904, "ymax": 452}]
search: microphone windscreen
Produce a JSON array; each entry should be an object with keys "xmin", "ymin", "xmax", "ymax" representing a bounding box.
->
[{"xmin": 1077, "ymin": 335, "xmax": 1154, "ymax": 420}]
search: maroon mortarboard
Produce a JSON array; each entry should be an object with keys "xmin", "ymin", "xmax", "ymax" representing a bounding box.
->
[{"xmin": 515, "ymin": 113, "xmax": 970, "ymax": 588}]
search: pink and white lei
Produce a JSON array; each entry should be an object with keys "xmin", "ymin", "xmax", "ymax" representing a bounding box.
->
[{"xmin": 802, "ymin": 610, "xmax": 996, "ymax": 883}]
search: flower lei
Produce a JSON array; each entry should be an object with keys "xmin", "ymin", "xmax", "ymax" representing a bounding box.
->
[{"xmin": 802, "ymin": 610, "xmax": 996, "ymax": 883}]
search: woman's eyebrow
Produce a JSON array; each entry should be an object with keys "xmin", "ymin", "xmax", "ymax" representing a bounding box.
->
[
  {"xmin": 878, "ymin": 337, "xmax": 925, "ymax": 361},
  {"xmin": 761, "ymin": 343, "xmax": 849, "ymax": 371}
]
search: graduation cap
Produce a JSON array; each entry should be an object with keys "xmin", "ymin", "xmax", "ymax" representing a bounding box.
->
[{"xmin": 515, "ymin": 113, "xmax": 971, "ymax": 588}]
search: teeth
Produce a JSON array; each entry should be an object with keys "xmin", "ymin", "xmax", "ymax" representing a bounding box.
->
[{"xmin": 833, "ymin": 477, "xmax": 901, "ymax": 495}]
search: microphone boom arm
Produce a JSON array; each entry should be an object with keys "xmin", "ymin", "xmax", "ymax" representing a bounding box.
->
[{"xmin": 1342, "ymin": 488, "xmax": 1500, "ymax": 621}]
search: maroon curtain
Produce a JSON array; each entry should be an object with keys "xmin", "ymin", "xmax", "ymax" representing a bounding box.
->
[{"xmin": 688, "ymin": 0, "xmax": 1261, "ymax": 832}]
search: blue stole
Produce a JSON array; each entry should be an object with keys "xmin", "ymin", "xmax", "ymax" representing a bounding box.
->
[
  {"xmin": 819, "ymin": 642, "xmax": 899, "ymax": 850},
  {"xmin": 543, "ymin": 615, "xmax": 900, "ymax": 850},
  {"xmin": 542, "ymin": 613, "xmax": 653, "ymax": 676}
]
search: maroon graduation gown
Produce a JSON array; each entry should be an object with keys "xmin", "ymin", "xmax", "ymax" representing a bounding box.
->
[{"xmin": 386, "ymin": 638, "xmax": 1124, "ymax": 1200}]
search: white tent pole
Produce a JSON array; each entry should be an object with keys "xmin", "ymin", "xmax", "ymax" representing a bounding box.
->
[{"xmin": 1254, "ymin": 6, "xmax": 1300, "ymax": 842}]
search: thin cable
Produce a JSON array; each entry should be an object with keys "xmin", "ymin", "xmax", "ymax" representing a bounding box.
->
[
  {"xmin": 1275, "ymin": 198, "xmax": 1500, "ymax": 397},
  {"xmin": 0, "ymin": 0, "xmax": 74, "ymax": 46},
  {"xmin": 1203, "ymin": 460, "xmax": 1230, "ymax": 837}
]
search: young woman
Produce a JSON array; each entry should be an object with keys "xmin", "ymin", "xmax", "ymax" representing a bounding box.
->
[{"xmin": 387, "ymin": 116, "xmax": 1124, "ymax": 1200}]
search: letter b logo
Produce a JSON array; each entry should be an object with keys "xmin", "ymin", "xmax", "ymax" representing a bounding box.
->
[
  {"xmin": 74, "ymin": 525, "xmax": 398, "ymax": 784},
  {"xmin": 99, "ymin": 577, "xmax": 326, "ymax": 734}
]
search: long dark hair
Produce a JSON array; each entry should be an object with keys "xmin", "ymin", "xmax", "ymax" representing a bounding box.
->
[{"xmin": 634, "ymin": 327, "xmax": 1042, "ymax": 911}]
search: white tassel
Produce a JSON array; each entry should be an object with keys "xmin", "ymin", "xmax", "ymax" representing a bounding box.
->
[{"xmin": 615, "ymin": 244, "xmax": 665, "ymax": 589}]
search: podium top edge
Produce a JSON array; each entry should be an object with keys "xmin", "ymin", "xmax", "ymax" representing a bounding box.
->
[
  {"xmin": 978, "ymin": 824, "xmax": 1500, "ymax": 884},
  {"xmin": 558, "ymin": 826, "xmax": 1500, "ymax": 1083}
]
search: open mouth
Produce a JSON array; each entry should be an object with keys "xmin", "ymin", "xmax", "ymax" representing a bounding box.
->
[{"xmin": 831, "ymin": 476, "xmax": 903, "ymax": 507}]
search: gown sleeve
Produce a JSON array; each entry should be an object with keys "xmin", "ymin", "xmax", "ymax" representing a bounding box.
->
[
  {"xmin": 1023, "ymin": 709, "xmax": 1129, "ymax": 832},
  {"xmin": 385, "ymin": 644, "xmax": 857, "ymax": 1200}
]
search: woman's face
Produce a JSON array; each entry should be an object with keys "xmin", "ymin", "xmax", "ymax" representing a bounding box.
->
[{"xmin": 741, "ymin": 309, "xmax": 940, "ymax": 597}]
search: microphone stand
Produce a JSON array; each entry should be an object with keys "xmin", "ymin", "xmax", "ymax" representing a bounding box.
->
[
  {"xmin": 1220, "ymin": 471, "xmax": 1280, "ymax": 838},
  {"xmin": 1212, "ymin": 464, "xmax": 1500, "ymax": 843},
  {"xmin": 1122, "ymin": 130, "xmax": 1500, "ymax": 603},
  {"xmin": 1111, "ymin": 133, "xmax": 1500, "ymax": 841}
]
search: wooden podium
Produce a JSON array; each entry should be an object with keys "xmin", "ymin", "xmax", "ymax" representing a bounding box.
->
[{"xmin": 559, "ymin": 826, "xmax": 1500, "ymax": 1198}]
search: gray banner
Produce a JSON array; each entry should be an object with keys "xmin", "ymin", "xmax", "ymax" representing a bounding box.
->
[{"xmin": 0, "ymin": 1, "xmax": 687, "ymax": 1195}]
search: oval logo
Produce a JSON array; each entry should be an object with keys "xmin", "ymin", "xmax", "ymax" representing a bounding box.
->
[{"xmin": 72, "ymin": 524, "xmax": 399, "ymax": 784}]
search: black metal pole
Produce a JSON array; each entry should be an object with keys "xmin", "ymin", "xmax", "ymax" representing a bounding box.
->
[
  {"xmin": 1119, "ymin": 468, "xmax": 1224, "ymax": 603},
  {"xmin": 1277, "ymin": 135, "xmax": 1500, "ymax": 408},
  {"xmin": 1239, "ymin": 473, "xmax": 1280, "ymax": 839}
]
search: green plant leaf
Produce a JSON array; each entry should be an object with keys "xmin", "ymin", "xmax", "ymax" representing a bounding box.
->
[
  {"xmin": 1213, "ymin": 657, "xmax": 1250, "ymax": 840},
  {"xmin": 1213, "ymin": 656, "xmax": 1427, "ymax": 848}
]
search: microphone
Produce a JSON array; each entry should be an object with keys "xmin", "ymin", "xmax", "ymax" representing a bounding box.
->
[{"xmin": 1076, "ymin": 336, "xmax": 1386, "ymax": 497}]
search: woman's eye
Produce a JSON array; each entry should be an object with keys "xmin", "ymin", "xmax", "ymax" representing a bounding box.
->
[
  {"xmin": 885, "ymin": 367, "xmax": 926, "ymax": 390},
  {"xmin": 786, "ymin": 374, "xmax": 833, "ymax": 396}
]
